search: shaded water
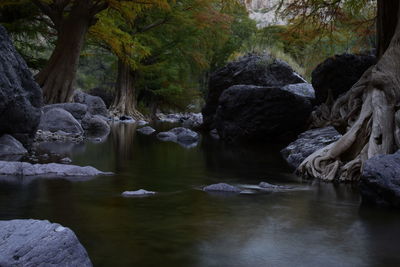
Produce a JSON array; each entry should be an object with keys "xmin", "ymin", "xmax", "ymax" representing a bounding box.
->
[{"xmin": 0, "ymin": 123, "xmax": 400, "ymax": 266}]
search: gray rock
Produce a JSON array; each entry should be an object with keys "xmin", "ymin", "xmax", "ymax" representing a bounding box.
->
[
  {"xmin": 157, "ymin": 127, "xmax": 199, "ymax": 147},
  {"xmin": 43, "ymin": 103, "xmax": 88, "ymax": 121},
  {"xmin": 0, "ymin": 26, "xmax": 42, "ymax": 144},
  {"xmin": 0, "ymin": 219, "xmax": 92, "ymax": 266},
  {"xmin": 282, "ymin": 83, "xmax": 315, "ymax": 100},
  {"xmin": 281, "ymin": 127, "xmax": 341, "ymax": 169},
  {"xmin": 74, "ymin": 90, "xmax": 108, "ymax": 117},
  {"xmin": 137, "ymin": 126, "xmax": 156, "ymax": 135},
  {"xmin": 181, "ymin": 113, "xmax": 203, "ymax": 129},
  {"xmin": 137, "ymin": 120, "xmax": 148, "ymax": 126},
  {"xmin": 359, "ymin": 151, "xmax": 400, "ymax": 208},
  {"xmin": 122, "ymin": 189, "xmax": 156, "ymax": 197},
  {"xmin": 35, "ymin": 130, "xmax": 84, "ymax": 143},
  {"xmin": 39, "ymin": 108, "xmax": 84, "ymax": 135},
  {"xmin": 203, "ymin": 183, "xmax": 241, "ymax": 193},
  {"xmin": 60, "ymin": 157, "xmax": 72, "ymax": 164},
  {"xmin": 0, "ymin": 135, "xmax": 27, "ymax": 160},
  {"xmin": 157, "ymin": 131, "xmax": 177, "ymax": 142},
  {"xmin": 81, "ymin": 114, "xmax": 110, "ymax": 138},
  {"xmin": 215, "ymin": 85, "xmax": 313, "ymax": 143},
  {"xmin": 0, "ymin": 161, "xmax": 112, "ymax": 177},
  {"xmin": 157, "ymin": 113, "xmax": 181, "ymax": 123}
]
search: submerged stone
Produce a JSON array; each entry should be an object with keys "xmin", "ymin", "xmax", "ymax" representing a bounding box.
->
[
  {"xmin": 203, "ymin": 183, "xmax": 241, "ymax": 193},
  {"xmin": 122, "ymin": 189, "xmax": 156, "ymax": 197}
]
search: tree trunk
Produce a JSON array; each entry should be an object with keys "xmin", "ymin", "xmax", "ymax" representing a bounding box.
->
[
  {"xmin": 36, "ymin": 14, "xmax": 91, "ymax": 104},
  {"xmin": 298, "ymin": 0, "xmax": 400, "ymax": 181},
  {"xmin": 110, "ymin": 59, "xmax": 145, "ymax": 120}
]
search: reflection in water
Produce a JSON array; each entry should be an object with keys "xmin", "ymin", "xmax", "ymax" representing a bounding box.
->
[{"xmin": 0, "ymin": 123, "xmax": 399, "ymax": 266}]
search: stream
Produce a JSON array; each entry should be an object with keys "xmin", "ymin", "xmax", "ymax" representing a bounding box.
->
[{"xmin": 0, "ymin": 123, "xmax": 399, "ymax": 266}]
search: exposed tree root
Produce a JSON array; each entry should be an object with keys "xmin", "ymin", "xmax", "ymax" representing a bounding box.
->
[{"xmin": 298, "ymin": 19, "xmax": 400, "ymax": 181}]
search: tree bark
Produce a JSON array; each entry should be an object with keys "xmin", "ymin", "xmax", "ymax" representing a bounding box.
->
[
  {"xmin": 110, "ymin": 59, "xmax": 145, "ymax": 120},
  {"xmin": 36, "ymin": 15, "xmax": 91, "ymax": 103},
  {"xmin": 298, "ymin": 0, "xmax": 400, "ymax": 182},
  {"xmin": 33, "ymin": 0, "xmax": 108, "ymax": 104}
]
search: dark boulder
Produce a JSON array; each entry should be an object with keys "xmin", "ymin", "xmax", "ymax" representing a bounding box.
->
[
  {"xmin": 0, "ymin": 25, "xmax": 42, "ymax": 144},
  {"xmin": 0, "ymin": 219, "xmax": 92, "ymax": 266},
  {"xmin": 39, "ymin": 108, "xmax": 84, "ymax": 135},
  {"xmin": 281, "ymin": 127, "xmax": 341, "ymax": 169},
  {"xmin": 74, "ymin": 90, "xmax": 108, "ymax": 117},
  {"xmin": 202, "ymin": 54, "xmax": 305, "ymax": 130},
  {"xmin": 312, "ymin": 53, "xmax": 376, "ymax": 104},
  {"xmin": 359, "ymin": 151, "xmax": 400, "ymax": 208},
  {"xmin": 43, "ymin": 103, "xmax": 88, "ymax": 121},
  {"xmin": 215, "ymin": 85, "xmax": 313, "ymax": 143}
]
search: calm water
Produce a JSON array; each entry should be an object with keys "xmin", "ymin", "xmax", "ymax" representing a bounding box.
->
[{"xmin": 0, "ymin": 123, "xmax": 400, "ymax": 267}]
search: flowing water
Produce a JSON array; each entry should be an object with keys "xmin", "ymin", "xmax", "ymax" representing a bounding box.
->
[{"xmin": 0, "ymin": 123, "xmax": 400, "ymax": 267}]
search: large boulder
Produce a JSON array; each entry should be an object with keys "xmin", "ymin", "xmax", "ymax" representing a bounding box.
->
[
  {"xmin": 43, "ymin": 103, "xmax": 88, "ymax": 121},
  {"xmin": 359, "ymin": 151, "xmax": 400, "ymax": 208},
  {"xmin": 0, "ymin": 134, "xmax": 28, "ymax": 161},
  {"xmin": 39, "ymin": 108, "xmax": 84, "ymax": 135},
  {"xmin": 312, "ymin": 53, "xmax": 376, "ymax": 104},
  {"xmin": 281, "ymin": 127, "xmax": 341, "ymax": 169},
  {"xmin": 81, "ymin": 114, "xmax": 110, "ymax": 137},
  {"xmin": 0, "ymin": 26, "xmax": 42, "ymax": 144},
  {"xmin": 215, "ymin": 85, "xmax": 313, "ymax": 143},
  {"xmin": 74, "ymin": 90, "xmax": 108, "ymax": 117},
  {"xmin": 0, "ymin": 219, "xmax": 92, "ymax": 266},
  {"xmin": 202, "ymin": 53, "xmax": 305, "ymax": 130}
]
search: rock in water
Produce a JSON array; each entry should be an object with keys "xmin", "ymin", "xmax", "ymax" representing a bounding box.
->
[
  {"xmin": 0, "ymin": 26, "xmax": 42, "ymax": 144},
  {"xmin": 122, "ymin": 189, "xmax": 156, "ymax": 197},
  {"xmin": 359, "ymin": 151, "xmax": 400, "ymax": 208},
  {"xmin": 203, "ymin": 183, "xmax": 241, "ymax": 193},
  {"xmin": 0, "ymin": 219, "xmax": 92, "ymax": 266},
  {"xmin": 215, "ymin": 85, "xmax": 313, "ymax": 143},
  {"xmin": 74, "ymin": 90, "xmax": 109, "ymax": 117},
  {"xmin": 43, "ymin": 103, "xmax": 88, "ymax": 121},
  {"xmin": 0, "ymin": 161, "xmax": 112, "ymax": 177},
  {"xmin": 312, "ymin": 53, "xmax": 376, "ymax": 104},
  {"xmin": 281, "ymin": 127, "xmax": 342, "ymax": 169},
  {"xmin": 0, "ymin": 135, "xmax": 28, "ymax": 160},
  {"xmin": 202, "ymin": 53, "xmax": 305, "ymax": 130},
  {"xmin": 157, "ymin": 127, "xmax": 199, "ymax": 147},
  {"xmin": 137, "ymin": 126, "xmax": 156, "ymax": 135},
  {"xmin": 81, "ymin": 114, "xmax": 110, "ymax": 138},
  {"xmin": 39, "ymin": 108, "xmax": 84, "ymax": 135}
]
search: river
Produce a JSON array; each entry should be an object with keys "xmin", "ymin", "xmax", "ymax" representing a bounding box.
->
[{"xmin": 0, "ymin": 123, "xmax": 399, "ymax": 266}]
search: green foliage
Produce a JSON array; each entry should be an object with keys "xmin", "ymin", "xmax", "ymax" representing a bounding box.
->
[{"xmin": 0, "ymin": 2, "xmax": 54, "ymax": 70}]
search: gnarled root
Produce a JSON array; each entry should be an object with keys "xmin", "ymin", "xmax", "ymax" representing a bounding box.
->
[{"xmin": 298, "ymin": 41, "xmax": 400, "ymax": 181}]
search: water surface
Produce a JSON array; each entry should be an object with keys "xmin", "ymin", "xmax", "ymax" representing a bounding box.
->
[{"xmin": 0, "ymin": 123, "xmax": 399, "ymax": 267}]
